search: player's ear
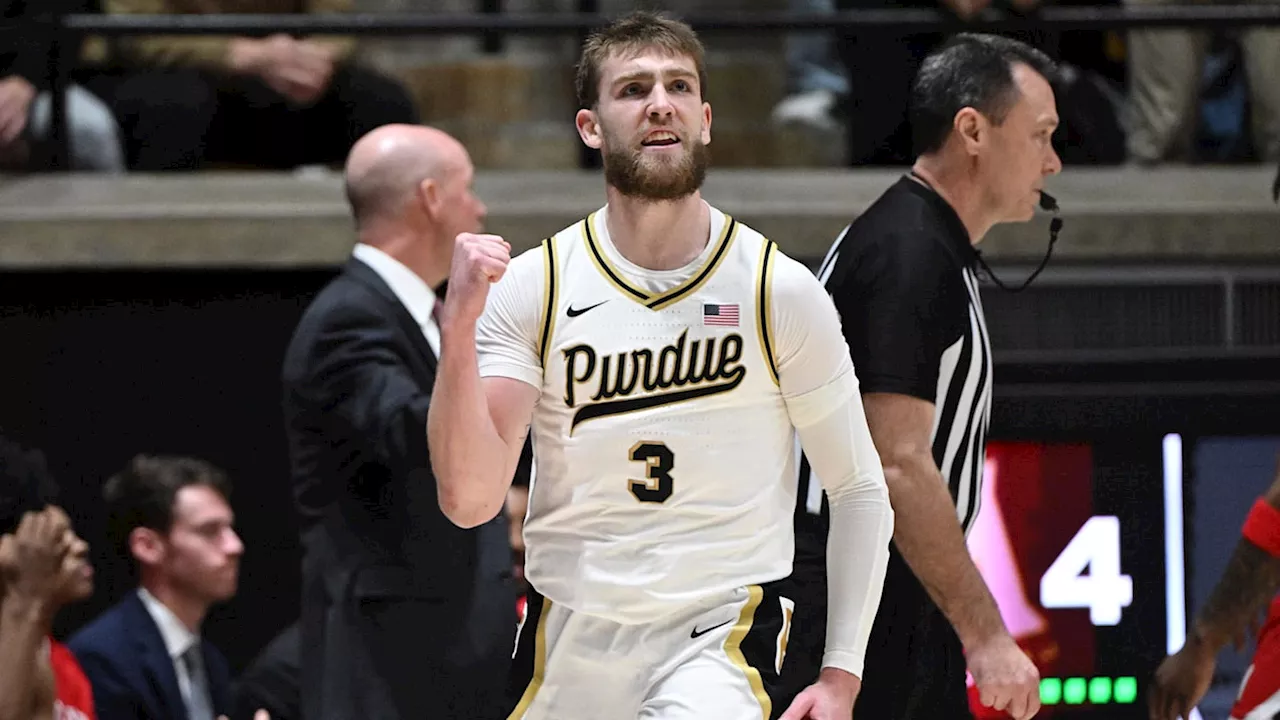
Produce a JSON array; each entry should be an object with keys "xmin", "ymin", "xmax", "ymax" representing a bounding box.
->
[
  {"xmin": 576, "ymin": 108, "xmax": 604, "ymax": 150},
  {"xmin": 700, "ymin": 101, "xmax": 712, "ymax": 146}
]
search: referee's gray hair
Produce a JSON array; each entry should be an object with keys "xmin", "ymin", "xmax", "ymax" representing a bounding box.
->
[{"xmin": 910, "ymin": 33, "xmax": 1058, "ymax": 156}]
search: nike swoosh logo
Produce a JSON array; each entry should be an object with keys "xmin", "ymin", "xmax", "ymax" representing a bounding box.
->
[
  {"xmin": 690, "ymin": 619, "xmax": 733, "ymax": 639},
  {"xmin": 566, "ymin": 300, "xmax": 608, "ymax": 317}
]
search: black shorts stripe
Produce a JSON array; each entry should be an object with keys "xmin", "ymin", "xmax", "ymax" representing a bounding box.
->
[{"xmin": 734, "ymin": 579, "xmax": 800, "ymax": 720}]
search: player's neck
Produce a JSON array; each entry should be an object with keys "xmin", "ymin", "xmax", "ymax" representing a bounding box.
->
[
  {"xmin": 910, "ymin": 157, "xmax": 996, "ymax": 245},
  {"xmin": 603, "ymin": 190, "xmax": 710, "ymax": 271}
]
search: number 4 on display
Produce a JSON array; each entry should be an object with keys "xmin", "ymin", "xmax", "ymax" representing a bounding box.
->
[{"xmin": 1039, "ymin": 516, "xmax": 1134, "ymax": 626}]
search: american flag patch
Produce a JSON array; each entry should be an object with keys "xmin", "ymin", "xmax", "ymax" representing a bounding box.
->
[{"xmin": 703, "ymin": 303, "xmax": 739, "ymax": 327}]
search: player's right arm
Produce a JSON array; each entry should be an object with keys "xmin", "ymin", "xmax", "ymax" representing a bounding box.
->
[
  {"xmin": 428, "ymin": 233, "xmax": 540, "ymax": 529},
  {"xmin": 830, "ymin": 235, "xmax": 1038, "ymax": 720}
]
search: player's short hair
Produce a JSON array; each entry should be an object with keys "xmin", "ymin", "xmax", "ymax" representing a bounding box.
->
[
  {"xmin": 910, "ymin": 33, "xmax": 1058, "ymax": 156},
  {"xmin": 103, "ymin": 454, "xmax": 232, "ymax": 558},
  {"xmin": 0, "ymin": 434, "xmax": 60, "ymax": 536},
  {"xmin": 575, "ymin": 10, "xmax": 708, "ymax": 110}
]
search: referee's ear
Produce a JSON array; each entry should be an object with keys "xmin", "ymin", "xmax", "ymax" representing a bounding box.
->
[
  {"xmin": 576, "ymin": 108, "xmax": 604, "ymax": 149},
  {"xmin": 954, "ymin": 106, "xmax": 986, "ymax": 156}
]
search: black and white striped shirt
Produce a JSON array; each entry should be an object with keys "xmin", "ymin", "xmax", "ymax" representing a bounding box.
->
[{"xmin": 795, "ymin": 176, "xmax": 993, "ymax": 567}]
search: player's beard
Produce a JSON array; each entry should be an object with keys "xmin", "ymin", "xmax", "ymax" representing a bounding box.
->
[{"xmin": 601, "ymin": 128, "xmax": 709, "ymax": 202}]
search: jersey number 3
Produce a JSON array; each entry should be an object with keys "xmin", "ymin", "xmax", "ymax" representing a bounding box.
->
[{"xmin": 629, "ymin": 441, "xmax": 674, "ymax": 503}]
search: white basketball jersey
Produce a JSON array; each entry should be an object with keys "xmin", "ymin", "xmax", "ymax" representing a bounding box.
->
[{"xmin": 524, "ymin": 207, "xmax": 798, "ymax": 625}]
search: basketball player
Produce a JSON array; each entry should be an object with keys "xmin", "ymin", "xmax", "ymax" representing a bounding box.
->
[
  {"xmin": 1151, "ymin": 460, "xmax": 1280, "ymax": 720},
  {"xmin": 427, "ymin": 11, "xmax": 895, "ymax": 720}
]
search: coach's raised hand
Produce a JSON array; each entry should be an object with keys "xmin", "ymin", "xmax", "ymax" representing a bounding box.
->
[{"xmin": 443, "ymin": 232, "xmax": 511, "ymax": 329}]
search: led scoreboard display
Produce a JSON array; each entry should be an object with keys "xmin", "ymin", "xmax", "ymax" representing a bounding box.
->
[{"xmin": 962, "ymin": 437, "xmax": 1188, "ymax": 719}]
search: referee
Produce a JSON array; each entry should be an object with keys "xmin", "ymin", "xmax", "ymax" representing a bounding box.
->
[{"xmin": 785, "ymin": 34, "xmax": 1061, "ymax": 720}]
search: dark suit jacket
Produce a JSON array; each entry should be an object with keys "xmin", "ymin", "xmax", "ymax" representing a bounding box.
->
[
  {"xmin": 282, "ymin": 257, "xmax": 516, "ymax": 720},
  {"xmin": 66, "ymin": 591, "xmax": 231, "ymax": 720}
]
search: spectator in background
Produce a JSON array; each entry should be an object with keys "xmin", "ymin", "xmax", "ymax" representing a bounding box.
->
[
  {"xmin": 83, "ymin": 0, "xmax": 418, "ymax": 171},
  {"xmin": 771, "ymin": 0, "xmax": 849, "ymax": 139},
  {"xmin": 68, "ymin": 455, "xmax": 243, "ymax": 720},
  {"xmin": 1124, "ymin": 0, "xmax": 1280, "ymax": 164},
  {"xmin": 0, "ymin": 435, "xmax": 97, "ymax": 720},
  {"xmin": 831, "ymin": 0, "xmax": 1053, "ymax": 166},
  {"xmin": 282, "ymin": 124, "xmax": 514, "ymax": 720},
  {"xmin": 0, "ymin": 0, "xmax": 124, "ymax": 171}
]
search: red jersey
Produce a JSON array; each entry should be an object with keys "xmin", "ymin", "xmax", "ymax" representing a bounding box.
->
[
  {"xmin": 49, "ymin": 638, "xmax": 96, "ymax": 720},
  {"xmin": 1232, "ymin": 595, "xmax": 1280, "ymax": 720}
]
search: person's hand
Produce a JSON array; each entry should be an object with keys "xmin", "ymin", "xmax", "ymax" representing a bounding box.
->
[
  {"xmin": 782, "ymin": 667, "xmax": 860, "ymax": 719},
  {"xmin": 0, "ymin": 75, "xmax": 37, "ymax": 146},
  {"xmin": 281, "ymin": 39, "xmax": 336, "ymax": 105},
  {"xmin": 967, "ymin": 632, "xmax": 1041, "ymax": 720},
  {"xmin": 442, "ymin": 233, "xmax": 511, "ymax": 331},
  {"xmin": 229, "ymin": 35, "xmax": 334, "ymax": 106},
  {"xmin": 0, "ymin": 507, "xmax": 70, "ymax": 608},
  {"xmin": 1149, "ymin": 633, "xmax": 1215, "ymax": 720}
]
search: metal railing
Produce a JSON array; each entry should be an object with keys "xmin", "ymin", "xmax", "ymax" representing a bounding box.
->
[{"xmin": 16, "ymin": 6, "xmax": 1280, "ymax": 169}]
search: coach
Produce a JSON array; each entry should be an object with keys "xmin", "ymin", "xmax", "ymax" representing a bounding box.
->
[
  {"xmin": 788, "ymin": 34, "xmax": 1062, "ymax": 720},
  {"xmin": 282, "ymin": 125, "xmax": 515, "ymax": 720}
]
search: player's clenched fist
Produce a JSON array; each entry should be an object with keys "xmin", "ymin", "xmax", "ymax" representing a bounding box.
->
[{"xmin": 444, "ymin": 232, "xmax": 511, "ymax": 327}]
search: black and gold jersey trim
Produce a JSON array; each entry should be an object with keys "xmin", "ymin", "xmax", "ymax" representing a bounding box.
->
[
  {"xmin": 756, "ymin": 239, "xmax": 780, "ymax": 386},
  {"xmin": 537, "ymin": 236, "xmax": 559, "ymax": 367},
  {"xmin": 582, "ymin": 211, "xmax": 739, "ymax": 311}
]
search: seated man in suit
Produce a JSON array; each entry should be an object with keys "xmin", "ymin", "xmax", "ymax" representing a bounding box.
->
[
  {"xmin": 69, "ymin": 455, "xmax": 242, "ymax": 720},
  {"xmin": 85, "ymin": 0, "xmax": 417, "ymax": 170},
  {"xmin": 282, "ymin": 124, "xmax": 515, "ymax": 720},
  {"xmin": 0, "ymin": 435, "xmax": 97, "ymax": 720}
]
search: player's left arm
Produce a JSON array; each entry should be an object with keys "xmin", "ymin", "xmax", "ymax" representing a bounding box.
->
[{"xmin": 768, "ymin": 251, "xmax": 895, "ymax": 683}]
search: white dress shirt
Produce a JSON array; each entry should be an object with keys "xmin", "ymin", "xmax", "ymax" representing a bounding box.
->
[
  {"xmin": 137, "ymin": 588, "xmax": 212, "ymax": 720},
  {"xmin": 352, "ymin": 243, "xmax": 441, "ymax": 358}
]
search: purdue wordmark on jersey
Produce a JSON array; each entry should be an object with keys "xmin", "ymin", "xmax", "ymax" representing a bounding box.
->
[{"xmin": 561, "ymin": 328, "xmax": 747, "ymax": 433}]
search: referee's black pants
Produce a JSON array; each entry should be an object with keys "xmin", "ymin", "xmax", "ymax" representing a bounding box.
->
[{"xmin": 781, "ymin": 545, "xmax": 973, "ymax": 719}]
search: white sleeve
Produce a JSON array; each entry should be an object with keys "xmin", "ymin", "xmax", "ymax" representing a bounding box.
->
[
  {"xmin": 772, "ymin": 252, "xmax": 894, "ymax": 679},
  {"xmin": 475, "ymin": 246, "xmax": 546, "ymax": 389}
]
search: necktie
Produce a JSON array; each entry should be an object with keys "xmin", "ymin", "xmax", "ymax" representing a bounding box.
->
[{"xmin": 182, "ymin": 644, "xmax": 214, "ymax": 720}]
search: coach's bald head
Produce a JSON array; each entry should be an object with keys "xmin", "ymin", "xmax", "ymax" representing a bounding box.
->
[{"xmin": 343, "ymin": 125, "xmax": 486, "ymax": 287}]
